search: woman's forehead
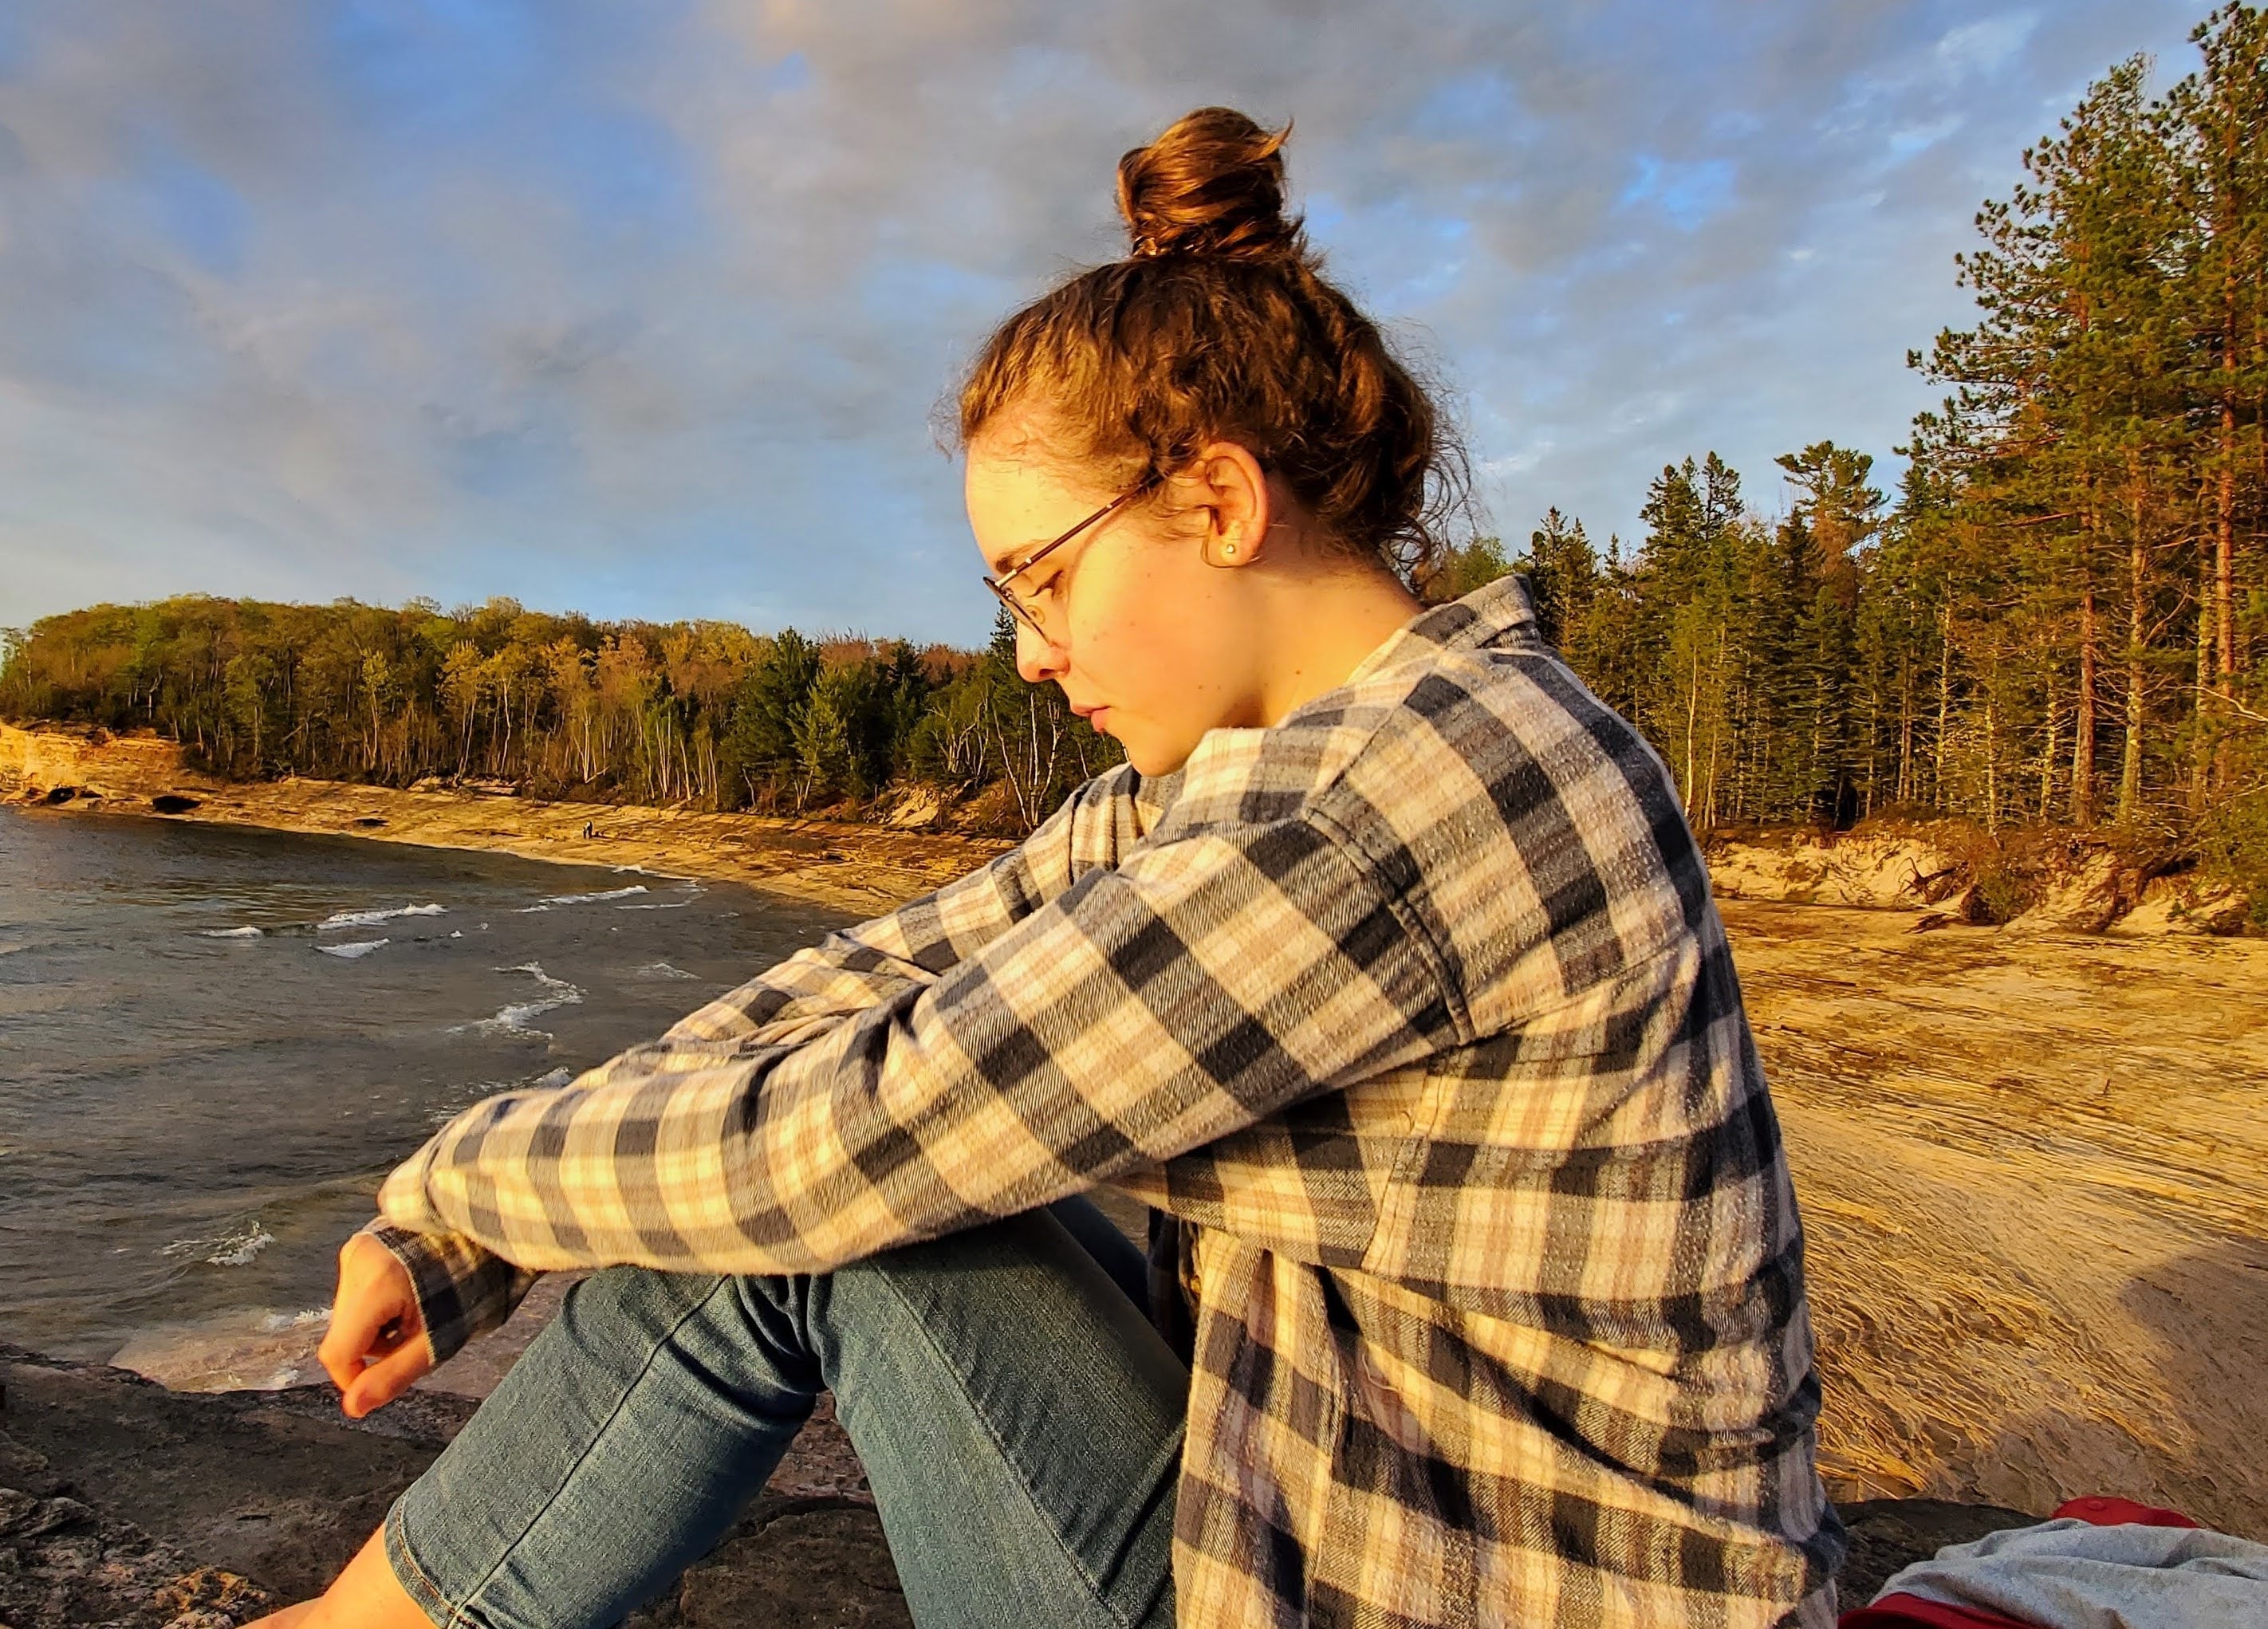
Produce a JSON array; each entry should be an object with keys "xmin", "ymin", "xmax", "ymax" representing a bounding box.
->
[{"xmin": 965, "ymin": 451, "xmax": 1103, "ymax": 569}]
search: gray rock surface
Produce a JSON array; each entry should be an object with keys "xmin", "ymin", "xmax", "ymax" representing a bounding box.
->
[
  {"xmin": 3, "ymin": 1336, "xmax": 2046, "ymax": 1626},
  {"xmin": 1833, "ymin": 1497, "xmax": 2042, "ymax": 1607},
  {"xmin": 0, "ymin": 1344, "xmax": 903, "ymax": 1629}
]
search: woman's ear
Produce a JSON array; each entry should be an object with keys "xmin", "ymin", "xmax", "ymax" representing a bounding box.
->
[{"xmin": 1189, "ymin": 441, "xmax": 1272, "ymax": 567}]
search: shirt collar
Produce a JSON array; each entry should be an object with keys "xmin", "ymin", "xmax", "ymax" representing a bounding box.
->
[{"xmin": 1344, "ymin": 572, "xmax": 1540, "ymax": 689}]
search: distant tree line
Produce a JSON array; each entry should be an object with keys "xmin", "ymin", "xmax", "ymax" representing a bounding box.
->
[
  {"xmin": 2, "ymin": 6, "xmax": 2263, "ymax": 888},
  {"xmin": 0, "ymin": 596, "xmax": 1120, "ymax": 829}
]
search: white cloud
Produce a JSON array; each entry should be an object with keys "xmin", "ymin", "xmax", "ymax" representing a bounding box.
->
[{"xmin": 0, "ymin": 0, "xmax": 2208, "ymax": 636}]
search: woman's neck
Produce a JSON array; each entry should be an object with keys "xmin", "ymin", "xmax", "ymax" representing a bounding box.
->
[{"xmin": 1253, "ymin": 565, "xmax": 1425, "ymax": 728}]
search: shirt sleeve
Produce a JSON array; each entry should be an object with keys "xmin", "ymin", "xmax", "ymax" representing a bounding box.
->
[
  {"xmin": 363, "ymin": 769, "xmax": 1159, "ymax": 1363},
  {"xmin": 373, "ymin": 809, "xmax": 1456, "ymax": 1282}
]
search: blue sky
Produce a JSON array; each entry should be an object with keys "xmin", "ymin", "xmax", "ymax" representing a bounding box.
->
[{"xmin": 0, "ymin": 0, "xmax": 2207, "ymax": 645}]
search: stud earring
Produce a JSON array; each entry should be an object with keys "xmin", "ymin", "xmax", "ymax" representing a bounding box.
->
[{"xmin": 1223, "ymin": 543, "xmax": 1237, "ymax": 557}]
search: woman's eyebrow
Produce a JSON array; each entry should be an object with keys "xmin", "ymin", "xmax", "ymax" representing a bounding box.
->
[{"xmin": 1000, "ymin": 539, "xmax": 1056, "ymax": 576}]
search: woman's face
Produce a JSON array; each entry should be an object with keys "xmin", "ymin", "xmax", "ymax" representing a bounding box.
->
[{"xmin": 964, "ymin": 435, "xmax": 1268, "ymax": 777}]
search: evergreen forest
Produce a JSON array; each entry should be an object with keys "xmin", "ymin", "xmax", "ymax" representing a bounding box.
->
[{"xmin": 5, "ymin": 6, "xmax": 2266, "ymax": 897}]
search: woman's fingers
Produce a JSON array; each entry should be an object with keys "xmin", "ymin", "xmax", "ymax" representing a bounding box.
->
[
  {"xmin": 341, "ymin": 1332, "xmax": 431, "ymax": 1418},
  {"xmin": 316, "ymin": 1290, "xmax": 392, "ymax": 1395},
  {"xmin": 318, "ymin": 1232, "xmax": 432, "ymax": 1412}
]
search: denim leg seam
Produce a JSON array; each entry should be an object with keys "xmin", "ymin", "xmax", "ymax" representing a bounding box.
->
[
  {"xmin": 436, "ymin": 1274, "xmax": 743, "ymax": 1629},
  {"xmin": 871, "ymin": 1269, "xmax": 1156, "ymax": 1629},
  {"xmin": 384, "ymin": 1497, "xmax": 469, "ymax": 1629}
]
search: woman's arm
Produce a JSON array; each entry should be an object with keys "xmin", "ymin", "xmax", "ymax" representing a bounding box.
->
[
  {"xmin": 364, "ymin": 765, "xmax": 1166, "ymax": 1363},
  {"xmin": 654, "ymin": 762, "xmax": 1160, "ymax": 1048},
  {"xmin": 373, "ymin": 807, "xmax": 1459, "ymax": 1281}
]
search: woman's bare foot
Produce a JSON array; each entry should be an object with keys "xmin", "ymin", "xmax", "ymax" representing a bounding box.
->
[{"xmin": 242, "ymin": 1524, "xmax": 433, "ymax": 1629}]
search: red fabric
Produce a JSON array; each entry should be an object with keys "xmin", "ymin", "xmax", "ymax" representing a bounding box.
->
[
  {"xmin": 2050, "ymin": 1495, "xmax": 2198, "ymax": 1529},
  {"xmin": 1836, "ymin": 1497, "xmax": 2204, "ymax": 1627},
  {"xmin": 1840, "ymin": 1597, "xmax": 2032, "ymax": 1629}
]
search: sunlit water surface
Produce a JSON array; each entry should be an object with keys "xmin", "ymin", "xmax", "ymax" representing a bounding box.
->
[{"xmin": 0, "ymin": 809, "xmax": 849, "ymax": 1379}]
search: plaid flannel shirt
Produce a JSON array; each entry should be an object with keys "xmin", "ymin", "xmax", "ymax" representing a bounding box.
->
[{"xmin": 368, "ymin": 576, "xmax": 1843, "ymax": 1627}]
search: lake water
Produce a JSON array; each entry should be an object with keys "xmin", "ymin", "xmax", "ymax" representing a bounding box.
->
[{"xmin": 0, "ymin": 809, "xmax": 850, "ymax": 1377}]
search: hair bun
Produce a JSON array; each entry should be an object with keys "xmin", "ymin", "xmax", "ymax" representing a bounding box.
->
[{"xmin": 1116, "ymin": 107, "xmax": 1303, "ymax": 262}]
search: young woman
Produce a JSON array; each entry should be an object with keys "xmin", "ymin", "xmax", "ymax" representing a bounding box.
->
[{"xmin": 267, "ymin": 108, "xmax": 1843, "ymax": 1629}]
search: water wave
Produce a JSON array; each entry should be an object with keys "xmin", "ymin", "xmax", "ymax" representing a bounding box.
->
[
  {"xmin": 199, "ymin": 926, "xmax": 265, "ymax": 939},
  {"xmin": 539, "ymin": 885, "xmax": 648, "ymax": 906},
  {"xmin": 317, "ymin": 938, "xmax": 389, "ymax": 959},
  {"xmin": 456, "ymin": 962, "xmax": 584, "ymax": 1037},
  {"xmin": 423, "ymin": 1066, "xmax": 573, "ymax": 1123},
  {"xmin": 617, "ymin": 901, "xmax": 691, "ymax": 911},
  {"xmin": 163, "ymin": 1218, "xmax": 276, "ymax": 1269},
  {"xmin": 111, "ymin": 1304, "xmax": 329, "ymax": 1392},
  {"xmin": 0, "ymin": 941, "xmax": 30, "ymax": 956},
  {"xmin": 319, "ymin": 903, "xmax": 445, "ymax": 930},
  {"xmin": 632, "ymin": 961, "xmax": 699, "ymax": 981}
]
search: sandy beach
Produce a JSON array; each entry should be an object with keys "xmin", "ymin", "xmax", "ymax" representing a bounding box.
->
[{"xmin": 7, "ymin": 722, "xmax": 2266, "ymax": 1539}]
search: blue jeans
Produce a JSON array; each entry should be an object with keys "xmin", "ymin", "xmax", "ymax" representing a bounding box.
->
[{"xmin": 382, "ymin": 1198, "xmax": 1187, "ymax": 1629}]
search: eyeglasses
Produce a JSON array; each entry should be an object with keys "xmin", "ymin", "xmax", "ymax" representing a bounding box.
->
[{"xmin": 981, "ymin": 473, "xmax": 1158, "ymax": 638}]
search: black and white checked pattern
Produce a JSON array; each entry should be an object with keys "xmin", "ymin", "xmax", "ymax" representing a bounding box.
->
[{"xmin": 368, "ymin": 576, "xmax": 1844, "ymax": 1627}]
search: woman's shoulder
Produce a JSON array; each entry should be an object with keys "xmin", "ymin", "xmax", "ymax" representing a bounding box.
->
[{"xmin": 1252, "ymin": 621, "xmax": 1715, "ymax": 1012}]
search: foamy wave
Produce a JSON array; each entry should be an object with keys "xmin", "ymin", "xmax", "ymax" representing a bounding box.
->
[
  {"xmin": 319, "ymin": 903, "xmax": 446, "ymax": 930},
  {"xmin": 163, "ymin": 1219, "xmax": 276, "ymax": 1268},
  {"xmin": 617, "ymin": 901, "xmax": 691, "ymax": 910},
  {"xmin": 111, "ymin": 1304, "xmax": 331, "ymax": 1392},
  {"xmin": 0, "ymin": 941, "xmax": 31, "ymax": 956},
  {"xmin": 632, "ymin": 961, "xmax": 699, "ymax": 981},
  {"xmin": 423, "ymin": 1065, "xmax": 580, "ymax": 1125},
  {"xmin": 539, "ymin": 885, "xmax": 648, "ymax": 906},
  {"xmin": 261, "ymin": 1307, "xmax": 331, "ymax": 1333},
  {"xmin": 455, "ymin": 962, "xmax": 584, "ymax": 1037},
  {"xmin": 199, "ymin": 925, "xmax": 265, "ymax": 939},
  {"xmin": 318, "ymin": 938, "xmax": 389, "ymax": 959}
]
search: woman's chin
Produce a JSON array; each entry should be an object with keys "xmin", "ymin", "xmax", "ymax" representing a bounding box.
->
[{"xmin": 1123, "ymin": 732, "xmax": 1195, "ymax": 778}]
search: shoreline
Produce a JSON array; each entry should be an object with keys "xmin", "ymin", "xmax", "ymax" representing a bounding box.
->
[
  {"xmin": 6, "ymin": 722, "xmax": 2250, "ymax": 935},
  {"xmin": 1, "ymin": 722, "xmax": 1014, "ymax": 914}
]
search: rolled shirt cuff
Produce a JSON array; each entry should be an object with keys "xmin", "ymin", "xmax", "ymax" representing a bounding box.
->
[{"xmin": 358, "ymin": 1217, "xmax": 540, "ymax": 1367}]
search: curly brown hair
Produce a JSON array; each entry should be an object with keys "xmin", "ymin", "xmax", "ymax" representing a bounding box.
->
[{"xmin": 955, "ymin": 107, "xmax": 1467, "ymax": 578}]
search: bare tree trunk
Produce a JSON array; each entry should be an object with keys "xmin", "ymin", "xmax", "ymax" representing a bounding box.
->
[
  {"xmin": 1899, "ymin": 662, "xmax": 1915, "ymax": 805},
  {"xmin": 1683, "ymin": 642, "xmax": 1700, "ymax": 815},
  {"xmin": 2040, "ymin": 676, "xmax": 2060, "ymax": 820},
  {"xmin": 2118, "ymin": 473, "xmax": 2147, "ymax": 826},
  {"xmin": 2075, "ymin": 590, "xmax": 2097, "ymax": 826},
  {"xmin": 2194, "ymin": 543, "xmax": 2216, "ymax": 816},
  {"xmin": 2216, "ymin": 279, "xmax": 2240, "ymax": 789},
  {"xmin": 1985, "ymin": 692, "xmax": 1998, "ymax": 833},
  {"xmin": 1934, "ymin": 602, "xmax": 1953, "ymax": 810}
]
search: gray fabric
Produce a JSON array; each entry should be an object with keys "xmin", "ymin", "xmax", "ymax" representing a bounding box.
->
[{"xmin": 1879, "ymin": 1517, "xmax": 2268, "ymax": 1627}]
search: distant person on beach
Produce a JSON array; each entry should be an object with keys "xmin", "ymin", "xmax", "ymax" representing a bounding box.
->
[{"xmin": 262, "ymin": 108, "xmax": 1841, "ymax": 1628}]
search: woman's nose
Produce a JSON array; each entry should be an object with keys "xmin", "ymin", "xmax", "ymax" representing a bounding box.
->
[{"xmin": 1014, "ymin": 621, "xmax": 1066, "ymax": 686}]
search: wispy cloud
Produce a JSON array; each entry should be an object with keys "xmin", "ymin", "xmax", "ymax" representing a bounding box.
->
[{"xmin": 0, "ymin": 0, "xmax": 2202, "ymax": 639}]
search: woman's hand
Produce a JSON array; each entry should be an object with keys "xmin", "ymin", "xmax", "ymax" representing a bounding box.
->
[{"xmin": 318, "ymin": 1231, "xmax": 434, "ymax": 1418}]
